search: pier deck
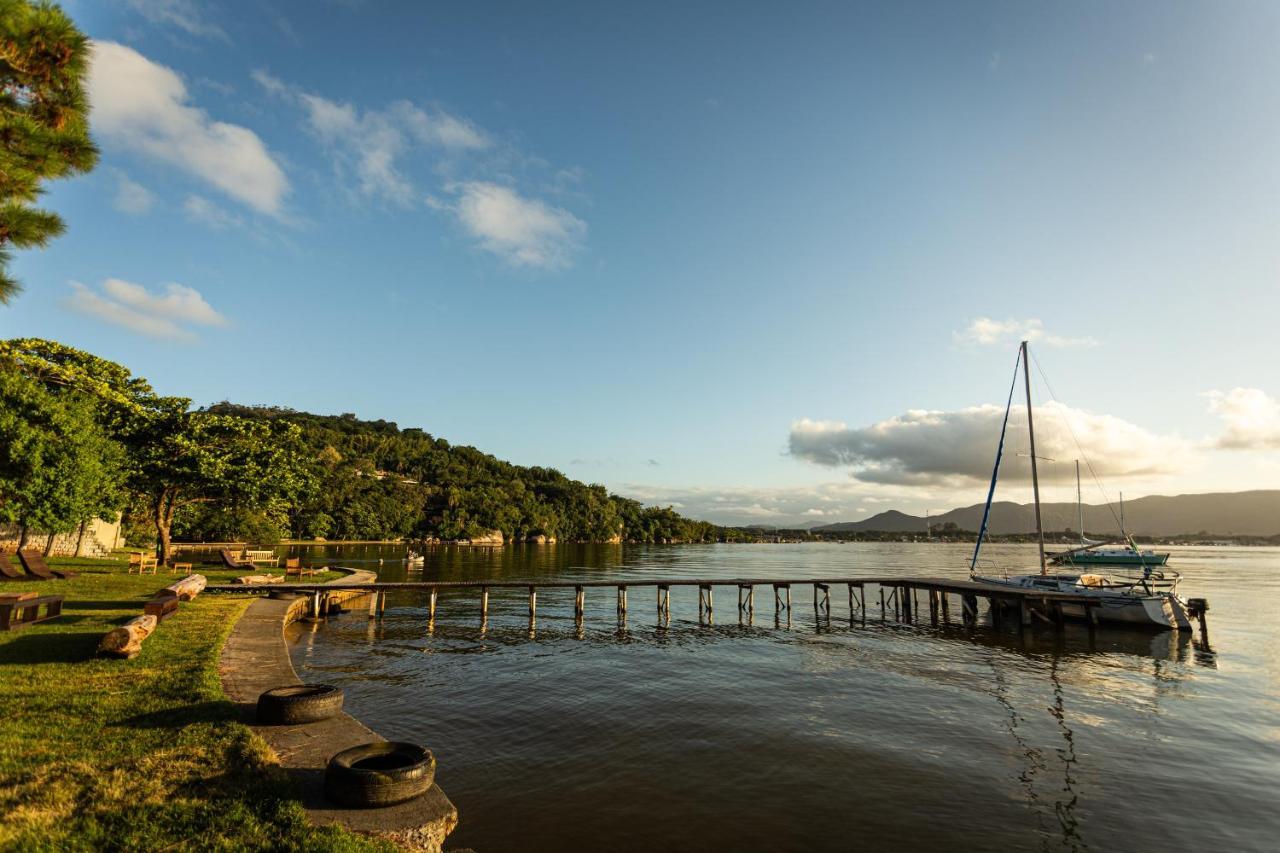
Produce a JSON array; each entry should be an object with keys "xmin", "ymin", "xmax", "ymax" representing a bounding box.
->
[{"xmin": 210, "ymin": 574, "xmax": 1190, "ymax": 631}]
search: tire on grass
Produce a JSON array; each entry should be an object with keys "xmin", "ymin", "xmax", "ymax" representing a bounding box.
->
[
  {"xmin": 324, "ymin": 741, "xmax": 436, "ymax": 808},
  {"xmin": 256, "ymin": 684, "xmax": 344, "ymax": 725}
]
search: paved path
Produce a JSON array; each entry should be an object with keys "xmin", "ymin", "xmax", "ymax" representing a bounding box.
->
[{"xmin": 219, "ymin": 569, "xmax": 458, "ymax": 852}]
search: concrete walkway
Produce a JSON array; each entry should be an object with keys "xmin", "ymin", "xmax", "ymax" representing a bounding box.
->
[{"xmin": 219, "ymin": 569, "xmax": 458, "ymax": 852}]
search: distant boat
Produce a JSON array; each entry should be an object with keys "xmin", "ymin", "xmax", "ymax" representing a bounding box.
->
[
  {"xmin": 1048, "ymin": 467, "xmax": 1170, "ymax": 567},
  {"xmin": 969, "ymin": 341, "xmax": 1192, "ymax": 630}
]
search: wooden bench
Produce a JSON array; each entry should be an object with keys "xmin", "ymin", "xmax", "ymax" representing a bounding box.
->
[
  {"xmin": 243, "ymin": 549, "xmax": 279, "ymax": 567},
  {"xmin": 0, "ymin": 594, "xmax": 65, "ymax": 631},
  {"xmin": 168, "ymin": 561, "xmax": 194, "ymax": 575},
  {"xmin": 143, "ymin": 595, "xmax": 180, "ymax": 621},
  {"xmin": 128, "ymin": 553, "xmax": 158, "ymax": 575}
]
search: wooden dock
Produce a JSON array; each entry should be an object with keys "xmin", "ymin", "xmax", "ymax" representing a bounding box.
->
[{"xmin": 209, "ymin": 575, "xmax": 1176, "ymax": 632}]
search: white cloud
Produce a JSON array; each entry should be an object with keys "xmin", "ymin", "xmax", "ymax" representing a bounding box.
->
[
  {"xmin": 88, "ymin": 42, "xmax": 288, "ymax": 216},
  {"xmin": 113, "ymin": 172, "xmax": 154, "ymax": 214},
  {"xmin": 64, "ymin": 279, "xmax": 226, "ymax": 341},
  {"xmin": 1206, "ymin": 388, "xmax": 1280, "ymax": 450},
  {"xmin": 789, "ymin": 402, "xmax": 1192, "ymax": 487},
  {"xmin": 183, "ymin": 194, "xmax": 243, "ymax": 230},
  {"xmin": 439, "ymin": 181, "xmax": 586, "ymax": 269},
  {"xmin": 954, "ymin": 317, "xmax": 1098, "ymax": 348},
  {"xmin": 125, "ymin": 0, "xmax": 225, "ymax": 39},
  {"xmin": 254, "ymin": 71, "xmax": 489, "ymax": 206}
]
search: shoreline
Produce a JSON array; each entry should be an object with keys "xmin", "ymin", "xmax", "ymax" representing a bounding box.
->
[{"xmin": 218, "ymin": 568, "xmax": 459, "ymax": 852}]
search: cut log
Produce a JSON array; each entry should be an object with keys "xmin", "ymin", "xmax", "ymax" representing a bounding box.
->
[
  {"xmin": 98, "ymin": 614, "xmax": 158, "ymax": 659},
  {"xmin": 234, "ymin": 574, "xmax": 282, "ymax": 585},
  {"xmin": 144, "ymin": 596, "xmax": 180, "ymax": 621},
  {"xmin": 162, "ymin": 574, "xmax": 206, "ymax": 601}
]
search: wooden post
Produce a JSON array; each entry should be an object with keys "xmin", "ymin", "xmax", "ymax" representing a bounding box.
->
[
  {"xmin": 698, "ymin": 584, "xmax": 713, "ymax": 621},
  {"xmin": 575, "ymin": 585, "xmax": 585, "ymax": 619},
  {"xmin": 928, "ymin": 590, "xmax": 938, "ymax": 626},
  {"xmin": 1019, "ymin": 598, "xmax": 1031, "ymax": 629},
  {"xmin": 785, "ymin": 585, "xmax": 791, "ymax": 613},
  {"xmin": 814, "ymin": 583, "xmax": 829, "ymax": 619},
  {"xmin": 880, "ymin": 586, "xmax": 887, "ymax": 621},
  {"xmin": 428, "ymin": 587, "xmax": 437, "ymax": 620},
  {"xmin": 367, "ymin": 591, "xmax": 377, "ymax": 618},
  {"xmin": 962, "ymin": 594, "xmax": 978, "ymax": 626},
  {"xmin": 377, "ymin": 590, "xmax": 387, "ymax": 616},
  {"xmin": 940, "ymin": 591, "xmax": 949, "ymax": 624},
  {"xmin": 481, "ymin": 586, "xmax": 489, "ymax": 620},
  {"xmin": 617, "ymin": 585, "xmax": 627, "ymax": 616},
  {"xmin": 528, "ymin": 586, "xmax": 537, "ymax": 619}
]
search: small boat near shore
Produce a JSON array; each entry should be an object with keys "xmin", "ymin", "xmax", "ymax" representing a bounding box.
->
[{"xmin": 969, "ymin": 341, "xmax": 1194, "ymax": 630}]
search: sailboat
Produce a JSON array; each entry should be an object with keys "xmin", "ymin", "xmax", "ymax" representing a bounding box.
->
[
  {"xmin": 1049, "ymin": 467, "xmax": 1171, "ymax": 567},
  {"xmin": 969, "ymin": 341, "xmax": 1193, "ymax": 630}
]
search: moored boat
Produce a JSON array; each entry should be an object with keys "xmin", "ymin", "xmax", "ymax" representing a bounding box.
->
[{"xmin": 968, "ymin": 341, "xmax": 1193, "ymax": 630}]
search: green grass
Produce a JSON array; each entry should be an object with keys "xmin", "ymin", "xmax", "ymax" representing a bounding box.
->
[{"xmin": 0, "ymin": 556, "xmax": 388, "ymax": 852}]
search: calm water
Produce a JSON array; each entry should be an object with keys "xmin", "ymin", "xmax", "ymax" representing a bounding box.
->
[{"xmin": 284, "ymin": 543, "xmax": 1280, "ymax": 852}]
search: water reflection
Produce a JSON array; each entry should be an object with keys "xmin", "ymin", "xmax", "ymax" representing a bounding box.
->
[{"xmin": 283, "ymin": 542, "xmax": 1269, "ymax": 853}]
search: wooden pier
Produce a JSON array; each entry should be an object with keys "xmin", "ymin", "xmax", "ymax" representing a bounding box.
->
[{"xmin": 210, "ymin": 575, "xmax": 1204, "ymax": 634}]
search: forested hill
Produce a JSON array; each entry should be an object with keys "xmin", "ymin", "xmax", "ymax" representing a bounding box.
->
[
  {"xmin": 195, "ymin": 404, "xmax": 725, "ymax": 544},
  {"xmin": 812, "ymin": 491, "xmax": 1280, "ymax": 537}
]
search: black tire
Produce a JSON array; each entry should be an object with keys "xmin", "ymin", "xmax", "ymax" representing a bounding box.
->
[
  {"xmin": 324, "ymin": 741, "xmax": 436, "ymax": 808},
  {"xmin": 256, "ymin": 684, "xmax": 344, "ymax": 725}
]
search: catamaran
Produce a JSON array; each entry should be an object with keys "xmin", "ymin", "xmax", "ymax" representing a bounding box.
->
[
  {"xmin": 1048, "ymin": 467, "xmax": 1171, "ymax": 567},
  {"xmin": 969, "ymin": 341, "xmax": 1193, "ymax": 630}
]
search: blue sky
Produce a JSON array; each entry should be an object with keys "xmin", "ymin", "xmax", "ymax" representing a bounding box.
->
[{"xmin": 5, "ymin": 0, "xmax": 1280, "ymax": 525}]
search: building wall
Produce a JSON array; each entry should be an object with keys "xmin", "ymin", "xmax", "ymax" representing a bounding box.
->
[{"xmin": 0, "ymin": 516, "xmax": 123, "ymax": 558}]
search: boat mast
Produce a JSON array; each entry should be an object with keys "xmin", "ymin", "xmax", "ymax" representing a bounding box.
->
[
  {"xmin": 1076, "ymin": 459, "xmax": 1084, "ymax": 545},
  {"xmin": 1021, "ymin": 340, "xmax": 1048, "ymax": 576}
]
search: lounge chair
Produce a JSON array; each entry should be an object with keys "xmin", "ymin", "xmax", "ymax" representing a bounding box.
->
[
  {"xmin": 220, "ymin": 548, "xmax": 256, "ymax": 570},
  {"xmin": 0, "ymin": 553, "xmax": 25, "ymax": 580},
  {"xmin": 18, "ymin": 550, "xmax": 77, "ymax": 580}
]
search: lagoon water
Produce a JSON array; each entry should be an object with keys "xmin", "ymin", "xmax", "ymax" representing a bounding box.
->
[{"xmin": 284, "ymin": 543, "xmax": 1279, "ymax": 852}]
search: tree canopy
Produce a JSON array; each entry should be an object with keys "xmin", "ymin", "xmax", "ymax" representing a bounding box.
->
[
  {"xmin": 0, "ymin": 0, "xmax": 98, "ymax": 303},
  {"xmin": 0, "ymin": 363, "xmax": 124, "ymax": 547}
]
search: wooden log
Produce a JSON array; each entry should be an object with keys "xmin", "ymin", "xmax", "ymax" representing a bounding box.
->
[
  {"xmin": 161, "ymin": 574, "xmax": 206, "ymax": 601},
  {"xmin": 233, "ymin": 574, "xmax": 282, "ymax": 585},
  {"xmin": 99, "ymin": 614, "xmax": 158, "ymax": 659}
]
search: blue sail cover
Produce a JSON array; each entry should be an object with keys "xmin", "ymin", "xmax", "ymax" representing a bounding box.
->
[{"xmin": 970, "ymin": 349, "xmax": 1023, "ymax": 573}]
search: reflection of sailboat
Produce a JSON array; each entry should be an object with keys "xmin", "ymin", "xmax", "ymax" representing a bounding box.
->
[{"xmin": 970, "ymin": 342, "xmax": 1193, "ymax": 630}]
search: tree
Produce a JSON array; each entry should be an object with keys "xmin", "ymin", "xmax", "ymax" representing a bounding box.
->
[
  {"xmin": 0, "ymin": 364, "xmax": 124, "ymax": 549},
  {"xmin": 0, "ymin": 0, "xmax": 98, "ymax": 303},
  {"xmin": 131, "ymin": 406, "xmax": 313, "ymax": 562}
]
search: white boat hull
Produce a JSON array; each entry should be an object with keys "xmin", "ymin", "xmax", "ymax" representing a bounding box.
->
[{"xmin": 974, "ymin": 574, "xmax": 1193, "ymax": 630}]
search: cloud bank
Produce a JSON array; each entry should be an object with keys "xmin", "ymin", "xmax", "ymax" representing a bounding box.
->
[
  {"xmin": 1207, "ymin": 388, "xmax": 1280, "ymax": 450},
  {"xmin": 790, "ymin": 403, "xmax": 1191, "ymax": 486},
  {"xmin": 89, "ymin": 42, "xmax": 288, "ymax": 216}
]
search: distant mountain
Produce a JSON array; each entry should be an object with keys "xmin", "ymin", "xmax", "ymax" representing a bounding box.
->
[{"xmin": 813, "ymin": 490, "xmax": 1280, "ymax": 537}]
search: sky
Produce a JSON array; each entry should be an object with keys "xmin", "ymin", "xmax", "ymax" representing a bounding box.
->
[{"xmin": 5, "ymin": 0, "xmax": 1280, "ymax": 527}]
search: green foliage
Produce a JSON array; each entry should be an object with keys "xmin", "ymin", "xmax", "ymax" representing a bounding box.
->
[
  {"xmin": 131, "ymin": 410, "xmax": 314, "ymax": 559},
  {"xmin": 0, "ymin": 361, "xmax": 124, "ymax": 538},
  {"xmin": 206, "ymin": 404, "xmax": 727, "ymax": 544},
  {"xmin": 0, "ymin": 0, "xmax": 99, "ymax": 303}
]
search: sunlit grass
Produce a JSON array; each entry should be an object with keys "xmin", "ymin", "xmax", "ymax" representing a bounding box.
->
[{"xmin": 0, "ymin": 555, "xmax": 386, "ymax": 851}]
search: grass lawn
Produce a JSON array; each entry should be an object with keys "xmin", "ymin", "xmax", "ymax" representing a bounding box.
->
[{"xmin": 0, "ymin": 555, "xmax": 389, "ymax": 851}]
